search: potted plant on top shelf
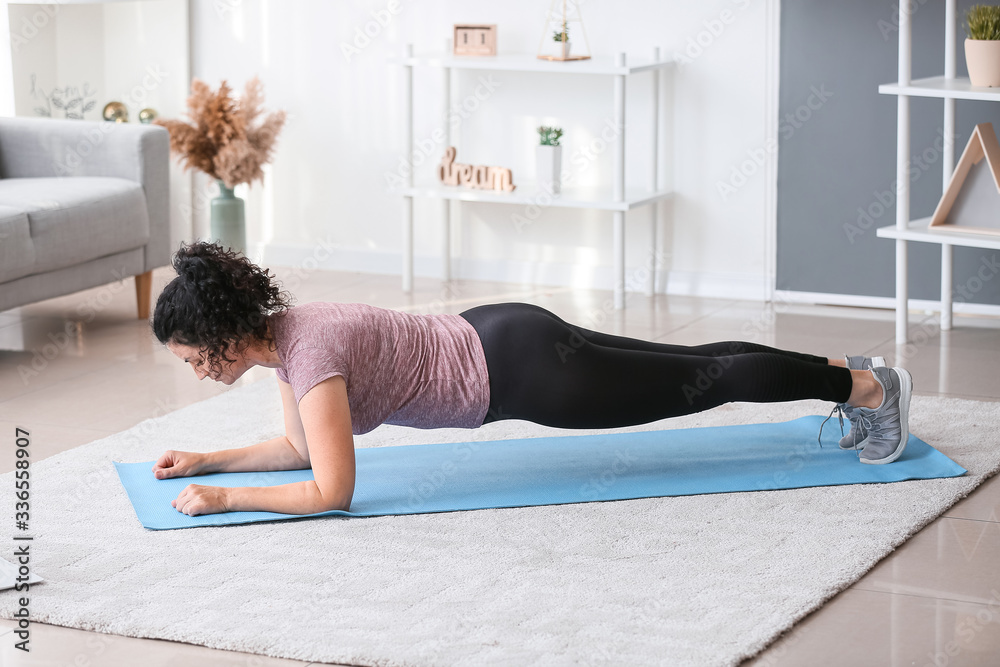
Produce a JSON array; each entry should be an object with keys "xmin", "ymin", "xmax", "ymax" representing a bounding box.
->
[
  {"xmin": 553, "ymin": 21, "xmax": 570, "ymax": 59},
  {"xmin": 965, "ymin": 4, "xmax": 1000, "ymax": 87},
  {"xmin": 537, "ymin": 125, "xmax": 564, "ymax": 194}
]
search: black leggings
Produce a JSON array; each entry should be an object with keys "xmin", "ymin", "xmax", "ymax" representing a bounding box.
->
[{"xmin": 458, "ymin": 302, "xmax": 853, "ymax": 429}]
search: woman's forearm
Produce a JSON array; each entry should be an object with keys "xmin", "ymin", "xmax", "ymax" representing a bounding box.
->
[
  {"xmin": 225, "ymin": 480, "xmax": 352, "ymax": 514},
  {"xmin": 204, "ymin": 436, "xmax": 308, "ymax": 473}
]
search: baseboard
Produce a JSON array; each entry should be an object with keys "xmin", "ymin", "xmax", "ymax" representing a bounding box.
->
[
  {"xmin": 774, "ymin": 289, "xmax": 1000, "ymax": 318},
  {"xmin": 259, "ymin": 242, "xmax": 768, "ymax": 301}
]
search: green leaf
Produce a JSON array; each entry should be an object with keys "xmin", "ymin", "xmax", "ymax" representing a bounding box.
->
[{"xmin": 966, "ymin": 4, "xmax": 1000, "ymax": 39}]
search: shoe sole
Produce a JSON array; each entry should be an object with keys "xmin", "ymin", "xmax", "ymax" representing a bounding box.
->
[
  {"xmin": 838, "ymin": 356, "xmax": 885, "ymax": 450},
  {"xmin": 841, "ymin": 435, "xmax": 869, "ymax": 451},
  {"xmin": 860, "ymin": 366, "xmax": 912, "ymax": 465}
]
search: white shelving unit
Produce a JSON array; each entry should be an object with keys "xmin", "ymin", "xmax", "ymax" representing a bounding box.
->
[
  {"xmin": 876, "ymin": 0, "xmax": 1000, "ymax": 343},
  {"xmin": 879, "ymin": 75, "xmax": 1000, "ymax": 102},
  {"xmin": 390, "ymin": 44, "xmax": 673, "ymax": 309}
]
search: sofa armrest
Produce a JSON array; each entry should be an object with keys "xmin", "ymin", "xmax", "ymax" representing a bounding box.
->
[{"xmin": 0, "ymin": 117, "xmax": 171, "ymax": 273}]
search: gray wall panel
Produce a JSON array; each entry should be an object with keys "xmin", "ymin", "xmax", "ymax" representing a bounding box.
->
[{"xmin": 778, "ymin": 0, "xmax": 1000, "ymax": 305}]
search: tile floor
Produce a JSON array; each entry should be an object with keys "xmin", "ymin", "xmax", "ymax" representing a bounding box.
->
[{"xmin": 1, "ymin": 266, "xmax": 999, "ymax": 666}]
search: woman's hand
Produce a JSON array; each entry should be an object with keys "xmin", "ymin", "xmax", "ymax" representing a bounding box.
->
[
  {"xmin": 171, "ymin": 484, "xmax": 231, "ymax": 516},
  {"xmin": 152, "ymin": 450, "xmax": 209, "ymax": 479}
]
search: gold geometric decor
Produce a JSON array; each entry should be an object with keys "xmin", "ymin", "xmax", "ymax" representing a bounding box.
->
[{"xmin": 536, "ymin": 0, "xmax": 591, "ymax": 61}]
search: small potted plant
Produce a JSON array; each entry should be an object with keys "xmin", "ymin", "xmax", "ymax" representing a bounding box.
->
[
  {"xmin": 966, "ymin": 4, "xmax": 1000, "ymax": 87},
  {"xmin": 553, "ymin": 21, "xmax": 570, "ymax": 59},
  {"xmin": 536, "ymin": 125, "xmax": 564, "ymax": 194}
]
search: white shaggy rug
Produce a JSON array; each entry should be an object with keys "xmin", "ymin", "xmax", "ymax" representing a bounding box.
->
[{"xmin": 1, "ymin": 380, "xmax": 999, "ymax": 667}]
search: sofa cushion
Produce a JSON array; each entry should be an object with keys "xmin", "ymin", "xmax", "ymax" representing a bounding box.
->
[
  {"xmin": 0, "ymin": 177, "xmax": 150, "ymax": 277},
  {"xmin": 0, "ymin": 205, "xmax": 36, "ymax": 283}
]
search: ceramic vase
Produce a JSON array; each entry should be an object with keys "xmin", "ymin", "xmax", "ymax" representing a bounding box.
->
[
  {"xmin": 536, "ymin": 144, "xmax": 563, "ymax": 194},
  {"xmin": 966, "ymin": 38, "xmax": 1000, "ymax": 87},
  {"xmin": 210, "ymin": 180, "xmax": 246, "ymax": 255}
]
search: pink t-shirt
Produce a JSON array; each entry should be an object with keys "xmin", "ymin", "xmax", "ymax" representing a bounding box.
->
[{"xmin": 270, "ymin": 302, "xmax": 491, "ymax": 434}]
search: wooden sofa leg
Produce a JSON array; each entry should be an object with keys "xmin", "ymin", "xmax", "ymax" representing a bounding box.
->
[{"xmin": 135, "ymin": 270, "xmax": 153, "ymax": 320}]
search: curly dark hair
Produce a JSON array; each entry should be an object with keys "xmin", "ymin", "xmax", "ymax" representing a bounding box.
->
[{"xmin": 152, "ymin": 240, "xmax": 294, "ymax": 378}]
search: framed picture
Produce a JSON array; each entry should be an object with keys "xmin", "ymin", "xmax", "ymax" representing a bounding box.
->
[{"xmin": 453, "ymin": 24, "xmax": 497, "ymax": 56}]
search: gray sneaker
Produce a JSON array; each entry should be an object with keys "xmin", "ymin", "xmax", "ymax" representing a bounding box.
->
[
  {"xmin": 838, "ymin": 355, "xmax": 886, "ymax": 450},
  {"xmin": 856, "ymin": 366, "xmax": 913, "ymax": 465},
  {"xmin": 818, "ymin": 355, "xmax": 886, "ymax": 448}
]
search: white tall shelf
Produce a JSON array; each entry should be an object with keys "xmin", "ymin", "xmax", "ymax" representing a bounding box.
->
[
  {"xmin": 876, "ymin": 0, "xmax": 1000, "ymax": 343},
  {"xmin": 390, "ymin": 44, "xmax": 673, "ymax": 309}
]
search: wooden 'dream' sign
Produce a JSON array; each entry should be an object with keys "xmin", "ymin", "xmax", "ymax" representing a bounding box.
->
[{"xmin": 438, "ymin": 146, "xmax": 516, "ymax": 192}]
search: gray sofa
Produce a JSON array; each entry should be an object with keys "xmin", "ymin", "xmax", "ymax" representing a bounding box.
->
[{"xmin": 0, "ymin": 116, "xmax": 170, "ymax": 320}]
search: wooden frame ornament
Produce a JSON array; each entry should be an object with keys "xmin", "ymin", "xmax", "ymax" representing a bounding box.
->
[{"xmin": 930, "ymin": 121, "xmax": 1000, "ymax": 236}]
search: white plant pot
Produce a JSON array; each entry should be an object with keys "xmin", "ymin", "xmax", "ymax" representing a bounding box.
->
[
  {"xmin": 560, "ymin": 40, "xmax": 571, "ymax": 59},
  {"xmin": 966, "ymin": 38, "xmax": 1000, "ymax": 87},
  {"xmin": 536, "ymin": 144, "xmax": 562, "ymax": 194}
]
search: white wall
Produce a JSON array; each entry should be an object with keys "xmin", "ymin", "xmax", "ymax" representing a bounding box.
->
[
  {"xmin": 7, "ymin": 0, "xmax": 775, "ymax": 300},
  {"xmin": 7, "ymin": 1, "xmax": 189, "ymax": 127},
  {"xmin": 4, "ymin": 0, "xmax": 192, "ymax": 260},
  {"xmin": 190, "ymin": 0, "xmax": 777, "ymax": 300},
  {"xmin": 7, "ymin": 3, "xmax": 60, "ymax": 117}
]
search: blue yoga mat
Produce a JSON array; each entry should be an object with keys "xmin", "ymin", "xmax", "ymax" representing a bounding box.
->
[{"xmin": 114, "ymin": 416, "xmax": 966, "ymax": 530}]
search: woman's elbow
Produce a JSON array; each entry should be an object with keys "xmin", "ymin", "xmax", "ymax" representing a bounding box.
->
[
  {"xmin": 313, "ymin": 484, "xmax": 352, "ymax": 512},
  {"xmin": 322, "ymin": 497, "xmax": 352, "ymax": 512}
]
